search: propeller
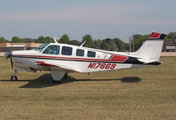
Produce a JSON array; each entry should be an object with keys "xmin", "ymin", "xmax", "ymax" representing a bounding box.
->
[
  {"xmin": 4, "ymin": 41, "xmax": 13, "ymax": 69},
  {"xmin": 4, "ymin": 51, "xmax": 12, "ymax": 59},
  {"xmin": 10, "ymin": 57, "xmax": 13, "ymax": 69}
]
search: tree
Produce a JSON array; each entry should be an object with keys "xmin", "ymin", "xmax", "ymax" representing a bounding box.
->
[
  {"xmin": 70, "ymin": 40, "xmax": 80, "ymax": 46},
  {"xmin": 45, "ymin": 36, "xmax": 54, "ymax": 43},
  {"xmin": 93, "ymin": 40, "xmax": 100, "ymax": 49},
  {"xmin": 164, "ymin": 34, "xmax": 171, "ymax": 41},
  {"xmin": 100, "ymin": 40, "xmax": 109, "ymax": 50},
  {"xmin": 0, "ymin": 37, "xmax": 9, "ymax": 43},
  {"xmin": 22, "ymin": 38, "xmax": 34, "ymax": 43},
  {"xmin": 105, "ymin": 38, "xmax": 111, "ymax": 44},
  {"xmin": 164, "ymin": 32, "xmax": 176, "ymax": 41},
  {"xmin": 35, "ymin": 36, "xmax": 46, "ymax": 43},
  {"xmin": 123, "ymin": 43, "xmax": 130, "ymax": 52},
  {"xmin": 59, "ymin": 34, "xmax": 70, "ymax": 44},
  {"xmin": 81, "ymin": 34, "xmax": 94, "ymax": 47},
  {"xmin": 131, "ymin": 34, "xmax": 149, "ymax": 51},
  {"xmin": 109, "ymin": 41, "xmax": 117, "ymax": 51},
  {"xmin": 12, "ymin": 36, "xmax": 22, "ymax": 43},
  {"xmin": 97, "ymin": 39, "xmax": 102, "ymax": 46},
  {"xmin": 39, "ymin": 36, "xmax": 46, "ymax": 43},
  {"xmin": 113, "ymin": 38, "xmax": 130, "ymax": 52}
]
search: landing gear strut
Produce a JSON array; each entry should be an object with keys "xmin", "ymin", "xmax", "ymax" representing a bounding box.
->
[{"xmin": 11, "ymin": 70, "xmax": 17, "ymax": 81}]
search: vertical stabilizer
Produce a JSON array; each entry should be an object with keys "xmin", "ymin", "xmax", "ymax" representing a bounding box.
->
[{"xmin": 131, "ymin": 31, "xmax": 166, "ymax": 63}]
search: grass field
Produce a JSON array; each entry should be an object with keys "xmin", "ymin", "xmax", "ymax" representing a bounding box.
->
[{"xmin": 0, "ymin": 56, "xmax": 176, "ymax": 120}]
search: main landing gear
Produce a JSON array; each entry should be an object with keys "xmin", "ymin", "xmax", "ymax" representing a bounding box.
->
[
  {"xmin": 52, "ymin": 72, "xmax": 68, "ymax": 83},
  {"xmin": 11, "ymin": 70, "xmax": 17, "ymax": 81},
  {"xmin": 10, "ymin": 70, "xmax": 68, "ymax": 83}
]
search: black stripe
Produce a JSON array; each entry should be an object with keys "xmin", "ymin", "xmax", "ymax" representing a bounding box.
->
[
  {"xmin": 124, "ymin": 57, "xmax": 161, "ymax": 65},
  {"xmin": 109, "ymin": 54, "xmax": 113, "ymax": 59},
  {"xmin": 159, "ymin": 33, "xmax": 166, "ymax": 39},
  {"xmin": 145, "ymin": 61, "xmax": 161, "ymax": 65},
  {"xmin": 124, "ymin": 57, "xmax": 143, "ymax": 64},
  {"xmin": 147, "ymin": 38, "xmax": 164, "ymax": 40}
]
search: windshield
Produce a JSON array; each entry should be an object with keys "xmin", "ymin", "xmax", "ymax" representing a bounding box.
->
[{"xmin": 35, "ymin": 43, "xmax": 49, "ymax": 52}]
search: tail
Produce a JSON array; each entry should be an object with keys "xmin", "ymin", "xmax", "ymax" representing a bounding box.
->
[{"xmin": 131, "ymin": 31, "xmax": 166, "ymax": 64}]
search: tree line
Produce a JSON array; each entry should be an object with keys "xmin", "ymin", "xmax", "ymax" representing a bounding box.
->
[
  {"xmin": 0, "ymin": 34, "xmax": 129, "ymax": 52},
  {"xmin": 0, "ymin": 32, "xmax": 175, "ymax": 52}
]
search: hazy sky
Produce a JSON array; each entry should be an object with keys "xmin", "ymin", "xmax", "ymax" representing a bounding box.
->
[{"xmin": 1, "ymin": 0, "xmax": 176, "ymax": 42}]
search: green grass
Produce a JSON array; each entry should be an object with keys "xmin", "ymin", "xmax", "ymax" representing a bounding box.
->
[{"xmin": 0, "ymin": 56, "xmax": 176, "ymax": 120}]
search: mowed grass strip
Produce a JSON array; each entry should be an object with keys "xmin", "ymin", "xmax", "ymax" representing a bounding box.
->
[{"xmin": 0, "ymin": 56, "xmax": 176, "ymax": 120}]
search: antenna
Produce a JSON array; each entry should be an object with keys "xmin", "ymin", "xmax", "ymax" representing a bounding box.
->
[
  {"xmin": 52, "ymin": 37, "xmax": 59, "ymax": 43},
  {"xmin": 80, "ymin": 41, "xmax": 86, "ymax": 47}
]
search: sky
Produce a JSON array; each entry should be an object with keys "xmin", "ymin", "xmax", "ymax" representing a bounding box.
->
[{"xmin": 1, "ymin": 0, "xmax": 176, "ymax": 42}]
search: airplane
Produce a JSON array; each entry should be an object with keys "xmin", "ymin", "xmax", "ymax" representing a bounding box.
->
[{"xmin": 4, "ymin": 31, "xmax": 166, "ymax": 83}]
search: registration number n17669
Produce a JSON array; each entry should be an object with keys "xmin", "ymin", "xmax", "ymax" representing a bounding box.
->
[{"xmin": 87, "ymin": 62, "xmax": 116, "ymax": 69}]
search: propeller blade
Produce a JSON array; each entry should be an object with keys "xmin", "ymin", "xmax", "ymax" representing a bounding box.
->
[
  {"xmin": 4, "ymin": 51, "xmax": 12, "ymax": 59},
  {"xmin": 10, "ymin": 57, "xmax": 13, "ymax": 69},
  {"xmin": 6, "ymin": 55, "xmax": 11, "ymax": 59},
  {"xmin": 4, "ymin": 41, "xmax": 13, "ymax": 68}
]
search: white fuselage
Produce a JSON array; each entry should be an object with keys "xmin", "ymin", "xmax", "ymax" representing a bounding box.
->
[
  {"xmin": 6, "ymin": 31, "xmax": 165, "ymax": 81},
  {"xmin": 11, "ymin": 43, "xmax": 151, "ymax": 73}
]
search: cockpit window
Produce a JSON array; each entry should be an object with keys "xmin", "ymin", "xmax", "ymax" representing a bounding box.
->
[
  {"xmin": 43, "ymin": 45, "xmax": 60, "ymax": 55},
  {"xmin": 35, "ymin": 43, "xmax": 49, "ymax": 52}
]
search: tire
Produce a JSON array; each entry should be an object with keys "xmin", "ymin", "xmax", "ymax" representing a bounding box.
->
[
  {"xmin": 52, "ymin": 79, "xmax": 61, "ymax": 83},
  {"xmin": 62, "ymin": 73, "xmax": 67, "ymax": 79},
  {"xmin": 11, "ymin": 76, "xmax": 17, "ymax": 81}
]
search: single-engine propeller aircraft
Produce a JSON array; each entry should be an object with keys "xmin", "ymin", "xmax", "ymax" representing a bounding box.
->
[{"xmin": 5, "ymin": 31, "xmax": 166, "ymax": 83}]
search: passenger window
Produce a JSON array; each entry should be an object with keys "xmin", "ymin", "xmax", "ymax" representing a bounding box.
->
[
  {"xmin": 87, "ymin": 51, "xmax": 96, "ymax": 57},
  {"xmin": 43, "ymin": 45, "xmax": 60, "ymax": 55},
  {"xmin": 76, "ymin": 49, "xmax": 84, "ymax": 56},
  {"xmin": 62, "ymin": 46, "xmax": 72, "ymax": 55}
]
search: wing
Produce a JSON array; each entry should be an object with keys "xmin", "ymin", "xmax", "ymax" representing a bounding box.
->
[{"xmin": 35, "ymin": 61, "xmax": 79, "ymax": 72}]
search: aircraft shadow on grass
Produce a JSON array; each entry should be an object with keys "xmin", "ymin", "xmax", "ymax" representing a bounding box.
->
[{"xmin": 1, "ymin": 74, "xmax": 141, "ymax": 88}]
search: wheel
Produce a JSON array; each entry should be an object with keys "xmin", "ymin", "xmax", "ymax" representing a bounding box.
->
[
  {"xmin": 11, "ymin": 76, "xmax": 17, "ymax": 81},
  {"xmin": 62, "ymin": 73, "xmax": 68, "ymax": 79},
  {"xmin": 52, "ymin": 79, "xmax": 61, "ymax": 83}
]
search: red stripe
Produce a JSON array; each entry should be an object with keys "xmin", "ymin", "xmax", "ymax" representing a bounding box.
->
[
  {"xmin": 111, "ymin": 54, "xmax": 128, "ymax": 62},
  {"xmin": 13, "ymin": 54, "xmax": 128, "ymax": 62},
  {"xmin": 35, "ymin": 61, "xmax": 52, "ymax": 66},
  {"xmin": 148, "ymin": 31, "xmax": 160, "ymax": 38}
]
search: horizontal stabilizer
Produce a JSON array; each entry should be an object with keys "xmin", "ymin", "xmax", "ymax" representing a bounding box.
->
[
  {"xmin": 137, "ymin": 59, "xmax": 162, "ymax": 65},
  {"xmin": 138, "ymin": 59, "xmax": 157, "ymax": 63}
]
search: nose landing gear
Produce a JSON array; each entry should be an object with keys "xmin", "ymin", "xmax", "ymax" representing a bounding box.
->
[{"xmin": 11, "ymin": 70, "xmax": 17, "ymax": 81}]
